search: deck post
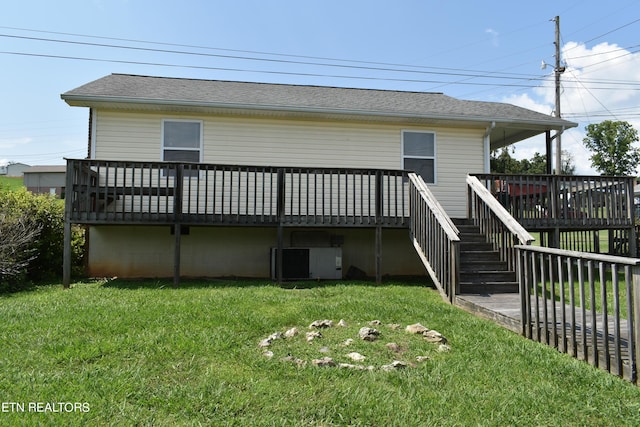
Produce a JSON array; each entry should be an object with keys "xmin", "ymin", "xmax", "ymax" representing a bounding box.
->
[
  {"xmin": 62, "ymin": 160, "xmax": 75, "ymax": 289},
  {"xmin": 173, "ymin": 165, "xmax": 183, "ymax": 287},
  {"xmin": 375, "ymin": 171, "xmax": 383, "ymax": 284},
  {"xmin": 276, "ymin": 169, "xmax": 285, "ymax": 284},
  {"xmin": 633, "ymin": 265, "xmax": 640, "ymax": 384}
]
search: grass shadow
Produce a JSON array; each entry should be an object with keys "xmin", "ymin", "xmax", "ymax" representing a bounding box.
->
[{"xmin": 98, "ymin": 275, "xmax": 433, "ymax": 290}]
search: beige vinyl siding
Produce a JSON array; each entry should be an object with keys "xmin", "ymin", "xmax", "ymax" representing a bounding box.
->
[{"xmin": 93, "ymin": 110, "xmax": 485, "ymax": 217}]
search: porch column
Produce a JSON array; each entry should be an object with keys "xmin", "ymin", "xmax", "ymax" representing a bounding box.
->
[
  {"xmin": 173, "ymin": 165, "xmax": 183, "ymax": 287},
  {"xmin": 375, "ymin": 171, "xmax": 383, "ymax": 284},
  {"xmin": 62, "ymin": 160, "xmax": 74, "ymax": 289}
]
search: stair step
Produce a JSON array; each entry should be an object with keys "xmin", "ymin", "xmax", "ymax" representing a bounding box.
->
[
  {"xmin": 459, "ymin": 250, "xmax": 502, "ymax": 262},
  {"xmin": 458, "ymin": 234, "xmax": 487, "ymax": 243},
  {"xmin": 460, "ymin": 242, "xmax": 494, "ymax": 251},
  {"xmin": 460, "ymin": 271, "xmax": 516, "ymax": 283},
  {"xmin": 459, "ymin": 282, "xmax": 519, "ymax": 294},
  {"xmin": 460, "ymin": 261, "xmax": 510, "ymax": 272}
]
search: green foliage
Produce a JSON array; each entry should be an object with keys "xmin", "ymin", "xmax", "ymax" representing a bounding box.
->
[
  {"xmin": 0, "ymin": 176, "xmax": 24, "ymax": 191},
  {"xmin": 491, "ymin": 147, "xmax": 575, "ymax": 174},
  {"xmin": 0, "ymin": 188, "xmax": 84, "ymax": 291},
  {"xmin": 1, "ymin": 280, "xmax": 639, "ymax": 426},
  {"xmin": 583, "ymin": 120, "xmax": 640, "ymax": 176}
]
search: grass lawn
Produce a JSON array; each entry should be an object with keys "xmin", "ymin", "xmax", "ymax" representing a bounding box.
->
[
  {"xmin": 2, "ymin": 280, "xmax": 640, "ymax": 426},
  {"xmin": 0, "ymin": 175, "xmax": 24, "ymax": 191}
]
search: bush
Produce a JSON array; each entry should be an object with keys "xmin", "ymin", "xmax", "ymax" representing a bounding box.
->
[{"xmin": 0, "ymin": 188, "xmax": 84, "ymax": 291}]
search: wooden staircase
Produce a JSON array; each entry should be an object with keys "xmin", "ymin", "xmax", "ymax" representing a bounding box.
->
[{"xmin": 452, "ymin": 218, "xmax": 519, "ymax": 294}]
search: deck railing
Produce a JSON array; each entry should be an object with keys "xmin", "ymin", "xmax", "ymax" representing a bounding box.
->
[
  {"xmin": 467, "ymin": 175, "xmax": 535, "ymax": 271},
  {"xmin": 409, "ymin": 173, "xmax": 460, "ymax": 302},
  {"xmin": 516, "ymin": 245, "xmax": 640, "ymax": 383},
  {"xmin": 66, "ymin": 159, "xmax": 410, "ymax": 227},
  {"xmin": 471, "ymin": 173, "xmax": 635, "ymax": 230}
]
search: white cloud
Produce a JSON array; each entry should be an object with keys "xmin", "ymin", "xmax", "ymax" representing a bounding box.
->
[
  {"xmin": 0, "ymin": 137, "xmax": 32, "ymax": 149},
  {"xmin": 501, "ymin": 41, "xmax": 640, "ymax": 176},
  {"xmin": 485, "ymin": 28, "xmax": 499, "ymax": 47}
]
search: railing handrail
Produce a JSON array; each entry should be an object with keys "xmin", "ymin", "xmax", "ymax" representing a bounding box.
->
[
  {"xmin": 515, "ymin": 244, "xmax": 640, "ymax": 266},
  {"xmin": 466, "ymin": 175, "xmax": 535, "ymax": 245},
  {"xmin": 408, "ymin": 173, "xmax": 459, "ymax": 242}
]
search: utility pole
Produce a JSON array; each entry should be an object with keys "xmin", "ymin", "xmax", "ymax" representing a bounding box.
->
[{"xmin": 553, "ymin": 16, "xmax": 565, "ymax": 175}]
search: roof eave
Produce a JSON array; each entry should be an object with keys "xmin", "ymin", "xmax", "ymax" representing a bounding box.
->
[{"xmin": 61, "ymin": 94, "xmax": 577, "ymax": 131}]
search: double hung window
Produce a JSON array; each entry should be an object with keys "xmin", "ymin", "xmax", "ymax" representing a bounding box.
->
[
  {"xmin": 402, "ymin": 131, "xmax": 436, "ymax": 184},
  {"xmin": 162, "ymin": 120, "xmax": 202, "ymax": 163}
]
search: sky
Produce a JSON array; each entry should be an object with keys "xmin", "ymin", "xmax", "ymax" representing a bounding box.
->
[{"xmin": 1, "ymin": 0, "xmax": 639, "ymax": 175}]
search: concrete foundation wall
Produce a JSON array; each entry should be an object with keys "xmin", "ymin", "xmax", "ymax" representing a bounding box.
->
[{"xmin": 87, "ymin": 225, "xmax": 425, "ymax": 279}]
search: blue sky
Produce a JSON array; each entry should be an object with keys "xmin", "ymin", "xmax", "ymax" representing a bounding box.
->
[{"xmin": 1, "ymin": 0, "xmax": 639, "ymax": 174}]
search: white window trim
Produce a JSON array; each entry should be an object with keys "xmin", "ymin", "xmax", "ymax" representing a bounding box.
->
[
  {"xmin": 161, "ymin": 119, "xmax": 204, "ymax": 163},
  {"xmin": 401, "ymin": 130, "xmax": 437, "ymax": 185}
]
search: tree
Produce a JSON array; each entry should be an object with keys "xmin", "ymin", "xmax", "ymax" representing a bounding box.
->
[
  {"xmin": 583, "ymin": 120, "xmax": 640, "ymax": 176},
  {"xmin": 490, "ymin": 147, "xmax": 575, "ymax": 175}
]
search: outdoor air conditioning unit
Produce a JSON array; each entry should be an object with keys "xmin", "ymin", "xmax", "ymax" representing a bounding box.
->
[{"xmin": 270, "ymin": 247, "xmax": 342, "ymax": 280}]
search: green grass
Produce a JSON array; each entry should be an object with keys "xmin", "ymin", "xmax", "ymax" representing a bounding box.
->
[
  {"xmin": 2, "ymin": 280, "xmax": 640, "ymax": 426},
  {"xmin": 0, "ymin": 175, "xmax": 24, "ymax": 191}
]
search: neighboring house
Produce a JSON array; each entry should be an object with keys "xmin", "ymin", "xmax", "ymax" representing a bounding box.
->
[
  {"xmin": 23, "ymin": 165, "xmax": 67, "ymax": 197},
  {"xmin": 0, "ymin": 162, "xmax": 31, "ymax": 177},
  {"xmin": 61, "ymin": 73, "xmax": 577, "ymax": 282}
]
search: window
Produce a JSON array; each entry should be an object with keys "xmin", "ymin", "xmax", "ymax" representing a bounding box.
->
[
  {"xmin": 162, "ymin": 120, "xmax": 202, "ymax": 163},
  {"xmin": 402, "ymin": 131, "xmax": 435, "ymax": 184}
]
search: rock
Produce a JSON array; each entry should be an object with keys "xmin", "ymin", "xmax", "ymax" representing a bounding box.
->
[
  {"xmin": 386, "ymin": 323, "xmax": 401, "ymax": 330},
  {"xmin": 416, "ymin": 356, "xmax": 430, "ymax": 362},
  {"xmin": 312, "ymin": 357, "xmax": 336, "ymax": 367},
  {"xmin": 284, "ymin": 327, "xmax": 299, "ymax": 338},
  {"xmin": 423, "ymin": 330, "xmax": 446, "ymax": 344},
  {"xmin": 258, "ymin": 338, "xmax": 272, "ymax": 348},
  {"xmin": 309, "ymin": 319, "xmax": 334, "ymax": 329},
  {"xmin": 306, "ymin": 331, "xmax": 322, "ymax": 342},
  {"xmin": 267, "ymin": 332, "xmax": 284, "ymax": 342},
  {"xmin": 385, "ymin": 342, "xmax": 401, "ymax": 353},
  {"xmin": 346, "ymin": 352, "xmax": 366, "ymax": 362},
  {"xmin": 342, "ymin": 338, "xmax": 354, "ymax": 347},
  {"xmin": 338, "ymin": 319, "xmax": 348, "ymax": 327},
  {"xmin": 369, "ymin": 320, "xmax": 381, "ymax": 326},
  {"xmin": 319, "ymin": 346, "xmax": 330, "ymax": 353},
  {"xmin": 263, "ymin": 350, "xmax": 274, "ymax": 358},
  {"xmin": 381, "ymin": 360, "xmax": 408, "ymax": 371},
  {"xmin": 282, "ymin": 355, "xmax": 306, "ymax": 366},
  {"xmin": 358, "ymin": 327, "xmax": 380, "ymax": 341},
  {"xmin": 405, "ymin": 323, "xmax": 429, "ymax": 334},
  {"xmin": 338, "ymin": 363, "xmax": 374, "ymax": 371},
  {"xmin": 437, "ymin": 344, "xmax": 451, "ymax": 353}
]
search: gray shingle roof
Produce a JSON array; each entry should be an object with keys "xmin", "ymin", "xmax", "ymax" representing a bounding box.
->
[{"xmin": 62, "ymin": 74, "xmax": 577, "ymax": 147}]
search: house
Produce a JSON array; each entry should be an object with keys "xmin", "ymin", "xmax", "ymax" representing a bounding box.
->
[
  {"xmin": 0, "ymin": 162, "xmax": 31, "ymax": 177},
  {"xmin": 61, "ymin": 73, "xmax": 581, "ymax": 284},
  {"xmin": 23, "ymin": 165, "xmax": 67, "ymax": 197}
]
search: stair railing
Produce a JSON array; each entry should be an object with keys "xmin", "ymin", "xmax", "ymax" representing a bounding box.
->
[
  {"xmin": 409, "ymin": 173, "xmax": 460, "ymax": 302},
  {"xmin": 467, "ymin": 175, "xmax": 535, "ymax": 271}
]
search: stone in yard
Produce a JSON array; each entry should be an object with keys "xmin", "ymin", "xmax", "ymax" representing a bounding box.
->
[
  {"xmin": 338, "ymin": 363, "xmax": 374, "ymax": 371},
  {"xmin": 258, "ymin": 338, "xmax": 272, "ymax": 348},
  {"xmin": 312, "ymin": 357, "xmax": 336, "ymax": 367},
  {"xmin": 282, "ymin": 356, "xmax": 306, "ymax": 366},
  {"xmin": 309, "ymin": 319, "xmax": 333, "ymax": 329},
  {"xmin": 385, "ymin": 342, "xmax": 401, "ymax": 353},
  {"xmin": 359, "ymin": 327, "xmax": 380, "ymax": 341},
  {"xmin": 263, "ymin": 350, "xmax": 274, "ymax": 358},
  {"xmin": 346, "ymin": 352, "xmax": 366, "ymax": 362},
  {"xmin": 319, "ymin": 346, "xmax": 330, "ymax": 353},
  {"xmin": 268, "ymin": 332, "xmax": 284, "ymax": 341},
  {"xmin": 386, "ymin": 323, "xmax": 401, "ymax": 330},
  {"xmin": 423, "ymin": 330, "xmax": 446, "ymax": 344},
  {"xmin": 284, "ymin": 327, "xmax": 299, "ymax": 338},
  {"xmin": 405, "ymin": 323, "xmax": 429, "ymax": 334},
  {"xmin": 306, "ymin": 331, "xmax": 322, "ymax": 342},
  {"xmin": 338, "ymin": 319, "xmax": 348, "ymax": 327},
  {"xmin": 416, "ymin": 356, "xmax": 430, "ymax": 362},
  {"xmin": 380, "ymin": 360, "xmax": 408, "ymax": 371},
  {"xmin": 342, "ymin": 338, "xmax": 354, "ymax": 347},
  {"xmin": 437, "ymin": 344, "xmax": 451, "ymax": 353},
  {"xmin": 369, "ymin": 320, "xmax": 381, "ymax": 326}
]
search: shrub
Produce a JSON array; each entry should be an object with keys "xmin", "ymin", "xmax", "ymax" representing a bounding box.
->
[{"xmin": 0, "ymin": 188, "xmax": 84, "ymax": 291}]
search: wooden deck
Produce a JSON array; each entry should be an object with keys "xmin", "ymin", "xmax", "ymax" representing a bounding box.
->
[{"xmin": 455, "ymin": 292, "xmax": 634, "ymax": 380}]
